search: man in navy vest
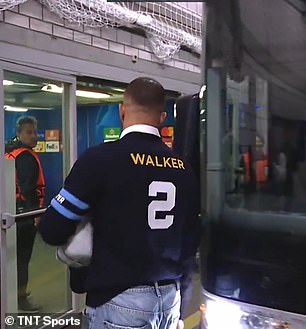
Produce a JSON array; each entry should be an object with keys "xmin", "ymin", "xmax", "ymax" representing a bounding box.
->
[{"xmin": 39, "ymin": 77, "xmax": 200, "ymax": 329}]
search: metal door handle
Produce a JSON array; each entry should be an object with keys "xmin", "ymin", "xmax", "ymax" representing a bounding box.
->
[{"xmin": 1, "ymin": 208, "xmax": 47, "ymax": 229}]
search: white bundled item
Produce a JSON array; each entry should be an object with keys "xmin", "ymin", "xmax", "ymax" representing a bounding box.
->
[{"xmin": 57, "ymin": 220, "xmax": 93, "ymax": 268}]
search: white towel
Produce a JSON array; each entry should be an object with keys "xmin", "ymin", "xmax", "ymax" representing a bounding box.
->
[{"xmin": 56, "ymin": 221, "xmax": 93, "ymax": 268}]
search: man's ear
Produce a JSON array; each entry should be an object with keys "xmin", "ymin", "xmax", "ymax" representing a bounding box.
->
[
  {"xmin": 119, "ymin": 103, "xmax": 125, "ymax": 123},
  {"xmin": 160, "ymin": 111, "xmax": 167, "ymax": 124}
]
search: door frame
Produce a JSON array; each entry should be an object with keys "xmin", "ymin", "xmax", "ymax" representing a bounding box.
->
[{"xmin": 0, "ymin": 61, "xmax": 78, "ymax": 328}]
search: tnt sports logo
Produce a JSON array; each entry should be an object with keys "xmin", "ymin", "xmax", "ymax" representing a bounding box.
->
[
  {"xmin": 5, "ymin": 315, "xmax": 80, "ymax": 327},
  {"xmin": 55, "ymin": 193, "xmax": 65, "ymax": 204}
]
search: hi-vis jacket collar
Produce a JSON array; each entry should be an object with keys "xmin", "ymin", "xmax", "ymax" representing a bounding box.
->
[{"xmin": 120, "ymin": 124, "xmax": 161, "ymax": 139}]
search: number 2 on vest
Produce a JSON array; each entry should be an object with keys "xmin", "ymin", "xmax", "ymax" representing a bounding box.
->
[{"xmin": 148, "ymin": 181, "xmax": 176, "ymax": 229}]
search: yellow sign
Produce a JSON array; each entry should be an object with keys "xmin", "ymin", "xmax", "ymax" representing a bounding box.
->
[{"xmin": 34, "ymin": 141, "xmax": 46, "ymax": 153}]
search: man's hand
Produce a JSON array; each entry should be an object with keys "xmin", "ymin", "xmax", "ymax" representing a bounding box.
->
[{"xmin": 177, "ymin": 320, "xmax": 184, "ymax": 329}]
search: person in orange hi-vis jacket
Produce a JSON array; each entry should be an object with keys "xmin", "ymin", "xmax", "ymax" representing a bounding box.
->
[
  {"xmin": 243, "ymin": 135, "xmax": 268, "ymax": 190},
  {"xmin": 5, "ymin": 116, "xmax": 45, "ymax": 313}
]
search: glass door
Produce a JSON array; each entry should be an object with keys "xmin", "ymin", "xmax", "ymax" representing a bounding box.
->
[{"xmin": 0, "ymin": 68, "xmax": 77, "ymax": 325}]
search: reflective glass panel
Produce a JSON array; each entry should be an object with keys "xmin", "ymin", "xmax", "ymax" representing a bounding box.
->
[{"xmin": 3, "ymin": 70, "xmax": 70, "ymax": 315}]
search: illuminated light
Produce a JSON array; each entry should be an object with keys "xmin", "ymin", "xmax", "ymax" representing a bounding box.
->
[
  {"xmin": 205, "ymin": 299, "xmax": 244, "ymax": 329},
  {"xmin": 203, "ymin": 295, "xmax": 291, "ymax": 329},
  {"xmin": 200, "ymin": 109, "xmax": 205, "ymax": 115},
  {"xmin": 173, "ymin": 103, "xmax": 177, "ymax": 119},
  {"xmin": 4, "ymin": 105, "xmax": 28, "ymax": 112},
  {"xmin": 112, "ymin": 87, "xmax": 125, "ymax": 92},
  {"xmin": 41, "ymin": 84, "xmax": 63, "ymax": 93},
  {"xmin": 42, "ymin": 84, "xmax": 110, "ymax": 99},
  {"xmin": 199, "ymin": 84, "xmax": 206, "ymax": 99},
  {"xmin": 3, "ymin": 80, "xmax": 14, "ymax": 86},
  {"xmin": 76, "ymin": 90, "xmax": 110, "ymax": 99}
]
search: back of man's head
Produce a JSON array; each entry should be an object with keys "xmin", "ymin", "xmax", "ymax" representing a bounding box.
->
[
  {"xmin": 16, "ymin": 116, "xmax": 37, "ymax": 133},
  {"xmin": 124, "ymin": 77, "xmax": 165, "ymax": 112}
]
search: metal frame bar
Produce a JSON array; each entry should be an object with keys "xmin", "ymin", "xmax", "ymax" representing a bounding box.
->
[{"xmin": 0, "ymin": 65, "xmax": 5, "ymax": 329}]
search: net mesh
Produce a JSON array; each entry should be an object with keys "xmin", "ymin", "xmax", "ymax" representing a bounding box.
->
[
  {"xmin": 0, "ymin": 0, "xmax": 202, "ymax": 60},
  {"xmin": 0, "ymin": 0, "xmax": 27, "ymax": 10}
]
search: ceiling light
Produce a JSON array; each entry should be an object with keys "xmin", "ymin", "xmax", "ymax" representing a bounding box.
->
[
  {"xmin": 4, "ymin": 105, "xmax": 28, "ymax": 112},
  {"xmin": 42, "ymin": 84, "xmax": 110, "ymax": 99},
  {"xmin": 112, "ymin": 87, "xmax": 125, "ymax": 92},
  {"xmin": 199, "ymin": 84, "xmax": 206, "ymax": 99},
  {"xmin": 41, "ymin": 84, "xmax": 63, "ymax": 93},
  {"xmin": 76, "ymin": 90, "xmax": 110, "ymax": 99},
  {"xmin": 3, "ymin": 80, "xmax": 14, "ymax": 86}
]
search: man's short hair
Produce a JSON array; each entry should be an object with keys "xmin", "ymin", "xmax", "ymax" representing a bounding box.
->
[
  {"xmin": 16, "ymin": 116, "xmax": 37, "ymax": 133},
  {"xmin": 124, "ymin": 77, "xmax": 165, "ymax": 110}
]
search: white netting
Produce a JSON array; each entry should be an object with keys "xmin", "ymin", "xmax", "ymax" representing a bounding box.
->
[
  {"xmin": 0, "ymin": 0, "xmax": 27, "ymax": 10},
  {"xmin": 120, "ymin": 2, "xmax": 202, "ymax": 56},
  {"xmin": 146, "ymin": 32, "xmax": 181, "ymax": 60},
  {"xmin": 0, "ymin": 0, "xmax": 203, "ymax": 60}
]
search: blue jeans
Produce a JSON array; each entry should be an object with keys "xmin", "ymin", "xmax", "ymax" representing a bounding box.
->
[{"xmin": 82, "ymin": 282, "xmax": 181, "ymax": 329}]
